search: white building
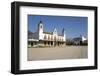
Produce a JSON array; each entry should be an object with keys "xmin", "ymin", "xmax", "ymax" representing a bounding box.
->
[
  {"xmin": 28, "ymin": 21, "xmax": 66, "ymax": 47},
  {"xmin": 73, "ymin": 35, "xmax": 87, "ymax": 45}
]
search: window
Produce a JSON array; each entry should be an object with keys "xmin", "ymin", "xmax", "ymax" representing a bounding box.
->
[
  {"xmin": 40, "ymin": 25, "xmax": 42, "ymax": 28},
  {"xmin": 44, "ymin": 35, "xmax": 46, "ymax": 39},
  {"xmin": 48, "ymin": 35, "xmax": 50, "ymax": 40}
]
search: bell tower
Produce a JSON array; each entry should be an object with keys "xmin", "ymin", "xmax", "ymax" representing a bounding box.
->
[{"xmin": 38, "ymin": 21, "xmax": 44, "ymax": 40}]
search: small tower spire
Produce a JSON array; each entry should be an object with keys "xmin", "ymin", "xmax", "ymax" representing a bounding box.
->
[
  {"xmin": 39, "ymin": 20, "xmax": 42, "ymax": 23},
  {"xmin": 53, "ymin": 27, "xmax": 57, "ymax": 35}
]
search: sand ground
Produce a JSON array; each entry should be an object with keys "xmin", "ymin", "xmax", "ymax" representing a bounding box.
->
[{"xmin": 28, "ymin": 46, "xmax": 87, "ymax": 61}]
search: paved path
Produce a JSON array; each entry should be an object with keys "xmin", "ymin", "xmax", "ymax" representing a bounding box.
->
[{"xmin": 28, "ymin": 46, "xmax": 87, "ymax": 61}]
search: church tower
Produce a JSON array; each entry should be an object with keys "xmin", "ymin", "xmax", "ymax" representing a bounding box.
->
[
  {"xmin": 62, "ymin": 28, "xmax": 66, "ymax": 41},
  {"xmin": 38, "ymin": 21, "xmax": 44, "ymax": 40}
]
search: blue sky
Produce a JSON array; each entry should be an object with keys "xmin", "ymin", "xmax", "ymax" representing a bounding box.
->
[{"xmin": 28, "ymin": 15, "xmax": 88, "ymax": 39}]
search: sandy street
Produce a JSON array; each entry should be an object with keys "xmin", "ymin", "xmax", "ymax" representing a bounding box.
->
[{"xmin": 28, "ymin": 46, "xmax": 87, "ymax": 61}]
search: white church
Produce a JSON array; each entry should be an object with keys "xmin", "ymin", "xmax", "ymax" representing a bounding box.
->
[{"xmin": 28, "ymin": 21, "xmax": 66, "ymax": 47}]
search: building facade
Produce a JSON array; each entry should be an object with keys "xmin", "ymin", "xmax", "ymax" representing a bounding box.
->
[
  {"xmin": 73, "ymin": 35, "xmax": 87, "ymax": 45},
  {"xmin": 28, "ymin": 21, "xmax": 66, "ymax": 47}
]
